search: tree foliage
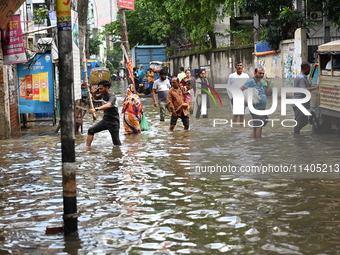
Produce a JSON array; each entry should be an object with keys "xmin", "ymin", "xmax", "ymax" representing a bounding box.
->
[
  {"xmin": 100, "ymin": 0, "xmax": 340, "ymax": 56},
  {"xmin": 321, "ymin": 0, "xmax": 340, "ymax": 27},
  {"xmin": 103, "ymin": 0, "xmax": 237, "ymax": 51},
  {"xmin": 106, "ymin": 45, "xmax": 123, "ymax": 75},
  {"xmin": 263, "ymin": 7, "xmax": 306, "ymax": 49},
  {"xmin": 240, "ymin": 0, "xmax": 294, "ymax": 20},
  {"xmin": 89, "ymin": 36, "xmax": 101, "ymax": 56}
]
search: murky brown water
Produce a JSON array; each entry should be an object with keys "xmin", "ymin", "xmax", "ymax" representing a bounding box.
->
[{"xmin": 1, "ymin": 80, "xmax": 340, "ymax": 254}]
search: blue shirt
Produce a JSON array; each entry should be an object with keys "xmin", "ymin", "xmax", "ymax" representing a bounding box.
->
[
  {"xmin": 243, "ymin": 78, "xmax": 268, "ymax": 109},
  {"xmin": 138, "ymin": 69, "xmax": 146, "ymax": 80}
]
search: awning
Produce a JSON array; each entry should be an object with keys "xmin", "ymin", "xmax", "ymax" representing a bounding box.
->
[
  {"xmin": 317, "ymin": 40, "xmax": 340, "ymax": 55},
  {"xmin": 0, "ymin": 0, "xmax": 26, "ymax": 30}
]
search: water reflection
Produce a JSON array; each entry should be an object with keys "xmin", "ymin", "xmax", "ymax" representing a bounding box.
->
[{"xmin": 0, "ymin": 81, "xmax": 340, "ymax": 254}]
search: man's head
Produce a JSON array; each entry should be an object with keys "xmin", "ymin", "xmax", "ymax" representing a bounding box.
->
[
  {"xmin": 159, "ymin": 68, "xmax": 168, "ymax": 81},
  {"xmin": 179, "ymin": 67, "xmax": 184, "ymax": 72},
  {"xmin": 301, "ymin": 61, "xmax": 311, "ymax": 75},
  {"xmin": 139, "ymin": 64, "xmax": 144, "ymax": 70},
  {"xmin": 254, "ymin": 67, "xmax": 265, "ymax": 81},
  {"xmin": 235, "ymin": 61, "xmax": 244, "ymax": 75},
  {"xmin": 171, "ymin": 77, "xmax": 180, "ymax": 89},
  {"xmin": 97, "ymin": 80, "xmax": 111, "ymax": 95}
]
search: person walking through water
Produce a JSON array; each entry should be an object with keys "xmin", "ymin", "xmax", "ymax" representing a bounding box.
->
[
  {"xmin": 152, "ymin": 68, "xmax": 171, "ymax": 121},
  {"xmin": 182, "ymin": 69, "xmax": 196, "ymax": 114},
  {"xmin": 86, "ymin": 80, "xmax": 121, "ymax": 148},
  {"xmin": 292, "ymin": 61, "xmax": 319, "ymax": 134},
  {"xmin": 122, "ymin": 84, "xmax": 143, "ymax": 135},
  {"xmin": 240, "ymin": 67, "xmax": 272, "ymax": 138},
  {"xmin": 195, "ymin": 69, "xmax": 210, "ymax": 118},
  {"xmin": 168, "ymin": 77, "xmax": 189, "ymax": 131},
  {"xmin": 227, "ymin": 61, "xmax": 250, "ymax": 123}
]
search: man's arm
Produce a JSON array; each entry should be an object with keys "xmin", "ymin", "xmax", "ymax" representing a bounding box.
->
[
  {"xmin": 265, "ymin": 80, "xmax": 272, "ymax": 96},
  {"xmin": 167, "ymin": 90, "xmax": 177, "ymax": 117},
  {"xmin": 306, "ymin": 84, "xmax": 319, "ymax": 91},
  {"xmin": 152, "ymin": 89, "xmax": 158, "ymax": 107},
  {"xmin": 299, "ymin": 77, "xmax": 319, "ymax": 91},
  {"xmin": 92, "ymin": 88, "xmax": 100, "ymax": 100},
  {"xmin": 89, "ymin": 101, "xmax": 113, "ymax": 114},
  {"xmin": 88, "ymin": 92, "xmax": 114, "ymax": 114}
]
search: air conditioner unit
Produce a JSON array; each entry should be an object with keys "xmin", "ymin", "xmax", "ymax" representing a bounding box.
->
[{"xmin": 310, "ymin": 11, "xmax": 322, "ymax": 21}]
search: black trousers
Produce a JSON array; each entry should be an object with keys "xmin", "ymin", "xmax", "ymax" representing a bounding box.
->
[
  {"xmin": 88, "ymin": 119, "xmax": 121, "ymax": 145},
  {"xmin": 293, "ymin": 107, "xmax": 309, "ymax": 134}
]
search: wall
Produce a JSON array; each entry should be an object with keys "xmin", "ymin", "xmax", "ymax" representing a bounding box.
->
[
  {"xmin": 169, "ymin": 45, "xmax": 254, "ymax": 85},
  {"xmin": 169, "ymin": 36, "xmax": 305, "ymax": 93},
  {"xmin": 0, "ymin": 61, "xmax": 11, "ymax": 139},
  {"xmin": 0, "ymin": 38, "xmax": 20, "ymax": 139},
  {"xmin": 8, "ymin": 65, "xmax": 20, "ymax": 132}
]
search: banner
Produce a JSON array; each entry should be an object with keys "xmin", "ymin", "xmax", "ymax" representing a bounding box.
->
[
  {"xmin": 118, "ymin": 0, "xmax": 135, "ymax": 10},
  {"xmin": 126, "ymin": 58, "xmax": 134, "ymax": 81},
  {"xmin": 72, "ymin": 10, "xmax": 81, "ymax": 100},
  {"xmin": 1, "ymin": 14, "xmax": 27, "ymax": 65},
  {"xmin": 48, "ymin": 11, "xmax": 57, "ymax": 26},
  {"xmin": 56, "ymin": 0, "xmax": 71, "ymax": 31},
  {"xmin": 94, "ymin": 0, "xmax": 117, "ymax": 26},
  {"xmin": 17, "ymin": 54, "xmax": 54, "ymax": 114},
  {"xmin": 0, "ymin": 0, "xmax": 25, "ymax": 30}
]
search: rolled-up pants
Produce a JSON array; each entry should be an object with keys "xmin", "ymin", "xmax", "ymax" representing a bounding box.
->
[{"xmin": 88, "ymin": 119, "xmax": 121, "ymax": 145}]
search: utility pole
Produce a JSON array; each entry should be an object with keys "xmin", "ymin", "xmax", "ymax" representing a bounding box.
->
[
  {"xmin": 119, "ymin": 9, "xmax": 134, "ymax": 85},
  {"xmin": 120, "ymin": 9, "xmax": 131, "ymax": 59},
  {"xmin": 56, "ymin": 0, "xmax": 77, "ymax": 234}
]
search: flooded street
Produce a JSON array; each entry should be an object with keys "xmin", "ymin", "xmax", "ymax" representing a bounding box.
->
[{"xmin": 1, "ymin": 80, "xmax": 340, "ymax": 254}]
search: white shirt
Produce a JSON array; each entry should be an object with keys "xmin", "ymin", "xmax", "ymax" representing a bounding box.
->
[
  {"xmin": 227, "ymin": 72, "xmax": 249, "ymax": 98},
  {"xmin": 153, "ymin": 78, "xmax": 171, "ymax": 92}
]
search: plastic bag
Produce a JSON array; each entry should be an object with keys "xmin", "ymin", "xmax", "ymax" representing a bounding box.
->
[{"xmin": 140, "ymin": 113, "xmax": 149, "ymax": 131}]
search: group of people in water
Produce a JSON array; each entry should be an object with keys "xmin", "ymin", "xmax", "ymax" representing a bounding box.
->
[
  {"xmin": 85, "ymin": 66, "xmax": 199, "ymax": 148},
  {"xmin": 85, "ymin": 59, "xmax": 316, "ymax": 147}
]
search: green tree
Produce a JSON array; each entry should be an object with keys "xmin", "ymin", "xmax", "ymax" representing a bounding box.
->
[
  {"xmin": 159, "ymin": 0, "xmax": 237, "ymax": 49},
  {"xmin": 106, "ymin": 45, "xmax": 122, "ymax": 75},
  {"xmin": 320, "ymin": 0, "xmax": 340, "ymax": 27},
  {"xmin": 103, "ymin": 0, "xmax": 166, "ymax": 48},
  {"xmin": 33, "ymin": 7, "xmax": 48, "ymax": 24},
  {"xmin": 103, "ymin": 0, "xmax": 238, "ymax": 53},
  {"xmin": 263, "ymin": 7, "xmax": 306, "ymax": 49},
  {"xmin": 89, "ymin": 36, "xmax": 101, "ymax": 56}
]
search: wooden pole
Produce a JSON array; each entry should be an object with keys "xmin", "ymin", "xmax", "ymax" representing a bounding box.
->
[
  {"xmin": 56, "ymin": 0, "xmax": 78, "ymax": 234},
  {"xmin": 83, "ymin": 50, "xmax": 96, "ymax": 120},
  {"xmin": 120, "ymin": 9, "xmax": 132, "ymax": 59},
  {"xmin": 119, "ymin": 9, "xmax": 134, "ymax": 86}
]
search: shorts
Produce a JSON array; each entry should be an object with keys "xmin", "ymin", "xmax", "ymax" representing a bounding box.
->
[
  {"xmin": 250, "ymin": 113, "xmax": 268, "ymax": 129},
  {"xmin": 170, "ymin": 113, "xmax": 189, "ymax": 127}
]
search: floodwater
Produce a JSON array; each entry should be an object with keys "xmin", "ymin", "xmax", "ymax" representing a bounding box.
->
[{"xmin": 1, "ymin": 80, "xmax": 340, "ymax": 254}]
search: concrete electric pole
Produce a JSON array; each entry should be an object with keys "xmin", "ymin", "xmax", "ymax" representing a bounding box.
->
[{"xmin": 56, "ymin": 0, "xmax": 78, "ymax": 234}]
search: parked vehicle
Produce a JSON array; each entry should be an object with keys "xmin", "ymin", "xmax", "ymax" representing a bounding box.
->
[
  {"xmin": 81, "ymin": 59, "xmax": 101, "ymax": 83},
  {"xmin": 131, "ymin": 45, "xmax": 167, "ymax": 71},
  {"xmin": 310, "ymin": 40, "xmax": 340, "ymax": 133}
]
